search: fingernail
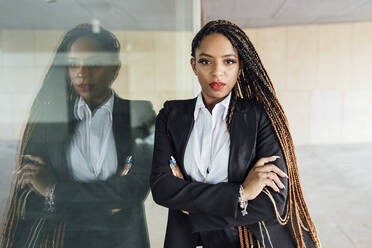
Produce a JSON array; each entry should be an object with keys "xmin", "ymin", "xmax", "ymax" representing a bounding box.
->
[
  {"xmin": 272, "ymin": 156, "xmax": 280, "ymax": 159},
  {"xmin": 169, "ymin": 160, "xmax": 175, "ymax": 167},
  {"xmin": 281, "ymin": 184, "xmax": 286, "ymax": 190},
  {"xmin": 170, "ymin": 156, "xmax": 177, "ymax": 164},
  {"xmin": 284, "ymin": 173, "xmax": 289, "ymax": 178}
]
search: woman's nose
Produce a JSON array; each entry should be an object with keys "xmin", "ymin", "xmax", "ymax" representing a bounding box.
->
[
  {"xmin": 211, "ymin": 62, "xmax": 224, "ymax": 78},
  {"xmin": 76, "ymin": 64, "xmax": 89, "ymax": 77}
]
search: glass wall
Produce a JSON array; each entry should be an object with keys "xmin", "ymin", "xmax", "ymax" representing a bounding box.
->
[{"xmin": 0, "ymin": 0, "xmax": 196, "ymax": 247}]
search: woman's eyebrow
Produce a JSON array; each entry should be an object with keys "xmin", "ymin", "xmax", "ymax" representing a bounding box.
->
[
  {"xmin": 199, "ymin": 52, "xmax": 213, "ymax": 57},
  {"xmin": 222, "ymin": 54, "xmax": 237, "ymax": 58},
  {"xmin": 199, "ymin": 53, "xmax": 237, "ymax": 58}
]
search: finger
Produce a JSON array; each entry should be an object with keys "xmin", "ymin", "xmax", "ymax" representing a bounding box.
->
[
  {"xmin": 265, "ymin": 179, "xmax": 280, "ymax": 192},
  {"xmin": 256, "ymin": 163, "xmax": 276, "ymax": 171},
  {"xmin": 21, "ymin": 167, "xmax": 39, "ymax": 175},
  {"xmin": 16, "ymin": 168, "xmax": 24, "ymax": 179},
  {"xmin": 22, "ymin": 163, "xmax": 40, "ymax": 171},
  {"xmin": 182, "ymin": 210, "xmax": 189, "ymax": 215},
  {"xmin": 25, "ymin": 155, "xmax": 45, "ymax": 165},
  {"xmin": 120, "ymin": 164, "xmax": 132, "ymax": 176},
  {"xmin": 173, "ymin": 165, "xmax": 183, "ymax": 177},
  {"xmin": 17, "ymin": 171, "xmax": 26, "ymax": 185},
  {"xmin": 172, "ymin": 161, "xmax": 180, "ymax": 170},
  {"xmin": 267, "ymin": 172, "xmax": 285, "ymax": 189},
  {"xmin": 22, "ymin": 157, "xmax": 43, "ymax": 167},
  {"xmin": 169, "ymin": 164, "xmax": 177, "ymax": 176},
  {"xmin": 254, "ymin": 156, "xmax": 280, "ymax": 167},
  {"xmin": 173, "ymin": 167, "xmax": 184, "ymax": 179},
  {"xmin": 175, "ymin": 170, "xmax": 184, "ymax": 179},
  {"xmin": 21, "ymin": 174, "xmax": 34, "ymax": 182},
  {"xmin": 169, "ymin": 162, "xmax": 184, "ymax": 179},
  {"xmin": 270, "ymin": 165, "xmax": 288, "ymax": 178},
  {"xmin": 19, "ymin": 167, "xmax": 39, "ymax": 179},
  {"xmin": 257, "ymin": 164, "xmax": 288, "ymax": 178},
  {"xmin": 22, "ymin": 171, "xmax": 36, "ymax": 178}
]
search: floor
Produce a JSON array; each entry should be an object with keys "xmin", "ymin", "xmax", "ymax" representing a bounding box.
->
[{"xmin": 1, "ymin": 141, "xmax": 371, "ymax": 247}]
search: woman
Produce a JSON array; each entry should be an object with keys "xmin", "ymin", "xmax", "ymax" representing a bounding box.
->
[
  {"xmin": 151, "ymin": 20, "xmax": 320, "ymax": 248},
  {"xmin": 1, "ymin": 24, "xmax": 154, "ymax": 248}
]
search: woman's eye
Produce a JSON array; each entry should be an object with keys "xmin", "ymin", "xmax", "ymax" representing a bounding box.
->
[
  {"xmin": 198, "ymin": 59, "xmax": 210, "ymax": 65},
  {"xmin": 225, "ymin": 59, "xmax": 237, "ymax": 65}
]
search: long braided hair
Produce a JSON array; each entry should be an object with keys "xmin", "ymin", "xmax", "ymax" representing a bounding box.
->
[
  {"xmin": 191, "ymin": 20, "xmax": 321, "ymax": 248},
  {"xmin": 0, "ymin": 23, "xmax": 120, "ymax": 248}
]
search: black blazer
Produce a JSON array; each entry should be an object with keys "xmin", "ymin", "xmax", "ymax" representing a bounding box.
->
[
  {"xmin": 151, "ymin": 97, "xmax": 310, "ymax": 248},
  {"xmin": 13, "ymin": 95, "xmax": 155, "ymax": 248}
]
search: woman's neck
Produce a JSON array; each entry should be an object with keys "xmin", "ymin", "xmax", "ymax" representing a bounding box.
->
[
  {"xmin": 84, "ymin": 90, "xmax": 111, "ymax": 111},
  {"xmin": 201, "ymin": 92, "xmax": 229, "ymax": 113}
]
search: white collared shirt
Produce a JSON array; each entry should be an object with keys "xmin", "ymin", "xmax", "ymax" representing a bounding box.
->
[
  {"xmin": 184, "ymin": 92, "xmax": 231, "ymax": 184},
  {"xmin": 67, "ymin": 92, "xmax": 117, "ymax": 182}
]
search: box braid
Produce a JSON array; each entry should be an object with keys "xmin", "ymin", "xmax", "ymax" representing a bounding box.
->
[
  {"xmin": 191, "ymin": 20, "xmax": 321, "ymax": 248},
  {"xmin": 1, "ymin": 23, "xmax": 120, "ymax": 248}
]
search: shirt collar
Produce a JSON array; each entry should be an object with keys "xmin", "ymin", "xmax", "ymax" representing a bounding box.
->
[
  {"xmin": 75, "ymin": 90, "xmax": 115, "ymax": 121},
  {"xmin": 193, "ymin": 92, "xmax": 232, "ymax": 121}
]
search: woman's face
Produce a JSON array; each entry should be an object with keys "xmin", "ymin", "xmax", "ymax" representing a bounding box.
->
[
  {"xmin": 191, "ymin": 33, "xmax": 240, "ymax": 105},
  {"xmin": 67, "ymin": 37, "xmax": 119, "ymax": 105}
]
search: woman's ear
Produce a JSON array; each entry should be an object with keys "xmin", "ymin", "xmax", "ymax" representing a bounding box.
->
[
  {"xmin": 190, "ymin": 57, "xmax": 197, "ymax": 75},
  {"xmin": 112, "ymin": 63, "xmax": 121, "ymax": 81}
]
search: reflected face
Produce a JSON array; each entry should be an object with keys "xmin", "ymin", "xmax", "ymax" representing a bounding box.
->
[
  {"xmin": 67, "ymin": 37, "xmax": 118, "ymax": 104},
  {"xmin": 191, "ymin": 33, "xmax": 240, "ymax": 105}
]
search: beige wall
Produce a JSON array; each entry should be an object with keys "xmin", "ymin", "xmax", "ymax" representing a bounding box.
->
[{"xmin": 245, "ymin": 22, "xmax": 372, "ymax": 145}]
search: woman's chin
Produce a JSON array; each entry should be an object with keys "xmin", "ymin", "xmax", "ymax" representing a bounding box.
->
[
  {"xmin": 78, "ymin": 92, "xmax": 93, "ymax": 100},
  {"xmin": 203, "ymin": 88, "xmax": 231, "ymax": 100}
]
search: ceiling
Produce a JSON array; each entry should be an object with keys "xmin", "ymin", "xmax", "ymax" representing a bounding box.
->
[
  {"xmin": 0, "ymin": 0, "xmax": 193, "ymax": 30},
  {"xmin": 202, "ymin": 0, "xmax": 372, "ymax": 28},
  {"xmin": 1, "ymin": 0, "xmax": 372, "ymax": 31}
]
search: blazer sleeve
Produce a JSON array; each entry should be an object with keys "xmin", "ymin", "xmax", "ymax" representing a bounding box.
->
[
  {"xmin": 53, "ymin": 144, "xmax": 151, "ymax": 215},
  {"xmin": 188, "ymin": 105, "xmax": 289, "ymax": 232},
  {"xmin": 150, "ymin": 102, "xmax": 241, "ymax": 218}
]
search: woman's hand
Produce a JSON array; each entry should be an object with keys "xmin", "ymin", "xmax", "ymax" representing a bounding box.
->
[
  {"xmin": 17, "ymin": 155, "xmax": 56, "ymax": 197},
  {"xmin": 242, "ymin": 156, "xmax": 287, "ymax": 201},
  {"xmin": 169, "ymin": 159, "xmax": 184, "ymax": 179},
  {"xmin": 169, "ymin": 159, "xmax": 189, "ymax": 215}
]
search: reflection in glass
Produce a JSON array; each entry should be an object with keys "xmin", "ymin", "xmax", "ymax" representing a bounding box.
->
[{"xmin": 1, "ymin": 24, "xmax": 154, "ymax": 248}]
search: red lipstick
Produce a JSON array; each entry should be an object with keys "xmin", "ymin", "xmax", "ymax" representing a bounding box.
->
[
  {"xmin": 77, "ymin": 83, "xmax": 94, "ymax": 92},
  {"xmin": 209, "ymin": 82, "xmax": 226, "ymax": 90}
]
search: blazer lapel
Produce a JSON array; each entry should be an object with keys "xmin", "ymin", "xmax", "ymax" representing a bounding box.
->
[
  {"xmin": 112, "ymin": 96, "xmax": 132, "ymax": 174},
  {"xmin": 47, "ymin": 122, "xmax": 71, "ymax": 179},
  {"xmin": 168, "ymin": 98, "xmax": 196, "ymax": 180},
  {"xmin": 228, "ymin": 100, "xmax": 257, "ymax": 183}
]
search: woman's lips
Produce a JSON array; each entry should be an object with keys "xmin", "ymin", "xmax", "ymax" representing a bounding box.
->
[
  {"xmin": 209, "ymin": 82, "xmax": 226, "ymax": 90},
  {"xmin": 77, "ymin": 83, "xmax": 94, "ymax": 92}
]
